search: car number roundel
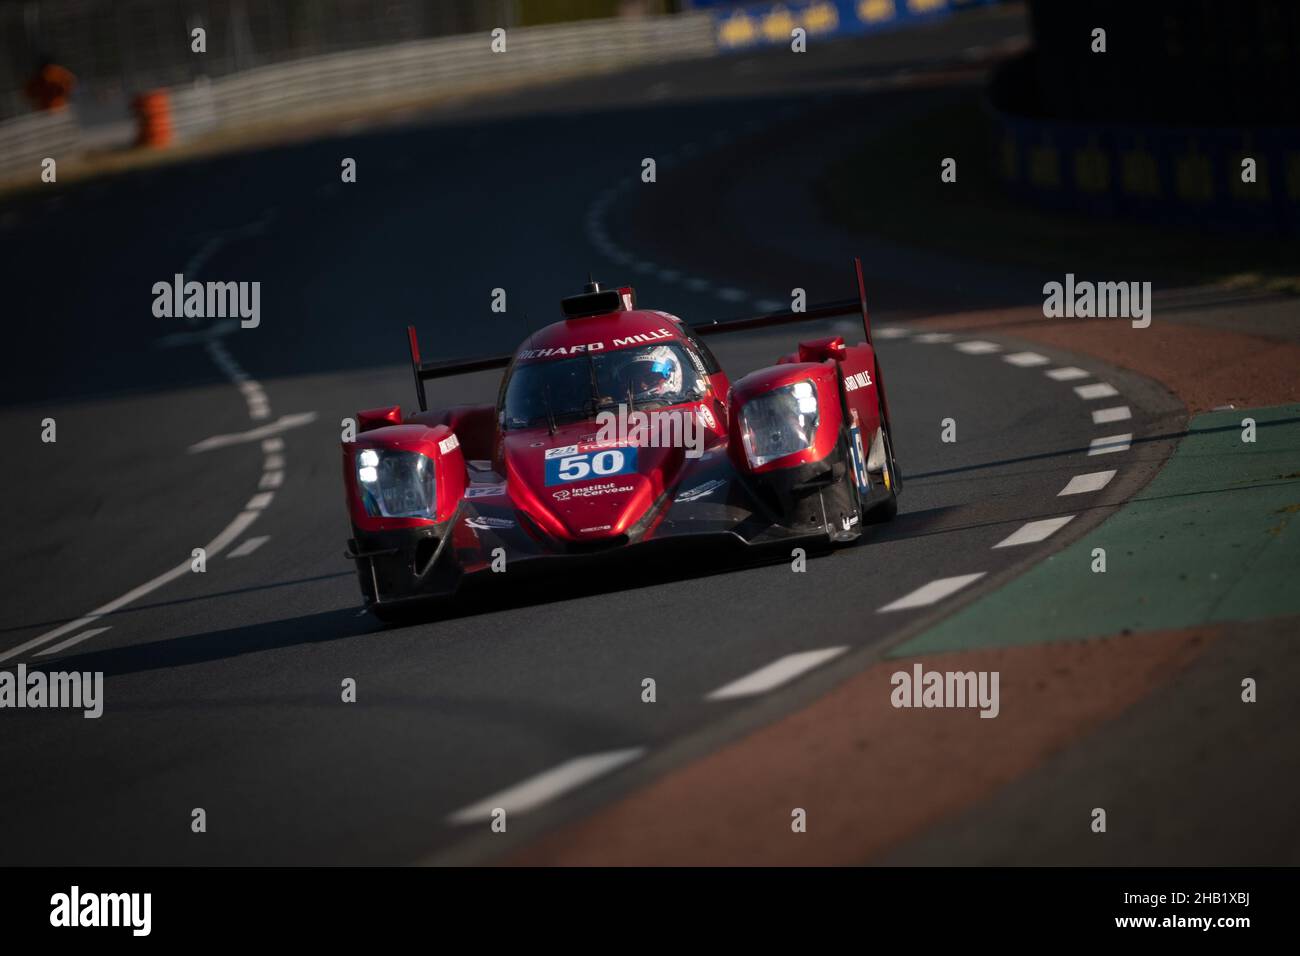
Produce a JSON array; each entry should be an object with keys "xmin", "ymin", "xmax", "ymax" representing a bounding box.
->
[{"xmin": 545, "ymin": 447, "xmax": 637, "ymax": 485}]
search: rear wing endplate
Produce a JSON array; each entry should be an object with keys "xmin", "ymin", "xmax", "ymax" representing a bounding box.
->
[{"xmin": 405, "ymin": 257, "xmax": 878, "ymax": 415}]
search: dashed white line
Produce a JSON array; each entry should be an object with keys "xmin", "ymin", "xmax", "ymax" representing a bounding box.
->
[
  {"xmin": 873, "ymin": 326, "xmax": 910, "ymax": 339},
  {"xmin": 914, "ymin": 332, "xmax": 955, "ymax": 344},
  {"xmin": 658, "ymin": 269, "xmax": 680, "ymax": 282},
  {"xmin": 878, "ymin": 573, "xmax": 986, "ymax": 613},
  {"xmin": 1046, "ymin": 366, "xmax": 1090, "ymax": 381},
  {"xmin": 188, "ymin": 412, "xmax": 317, "ymax": 453},
  {"xmin": 705, "ymin": 647, "xmax": 848, "ymax": 701},
  {"xmin": 228, "ymin": 536, "xmax": 270, "ymax": 558},
  {"xmin": 753, "ymin": 299, "xmax": 785, "ymax": 313},
  {"xmin": 955, "ymin": 340, "xmax": 1001, "ymax": 354},
  {"xmin": 716, "ymin": 288, "xmax": 746, "ymax": 302},
  {"xmin": 1003, "ymin": 351, "xmax": 1050, "ymax": 367},
  {"xmin": 446, "ymin": 748, "xmax": 645, "ymax": 824},
  {"xmin": 1074, "ymin": 382, "xmax": 1120, "ymax": 400},
  {"xmin": 261, "ymin": 437, "xmax": 284, "ymax": 453},
  {"xmin": 245, "ymin": 492, "xmax": 275, "ymax": 510},
  {"xmin": 1091, "ymin": 405, "xmax": 1132, "ymax": 424},
  {"xmin": 259, "ymin": 470, "xmax": 284, "ymax": 489},
  {"xmin": 993, "ymin": 515, "xmax": 1075, "ymax": 548},
  {"xmin": 684, "ymin": 278, "xmax": 711, "ymax": 292},
  {"xmin": 37, "ymin": 626, "xmax": 113, "ymax": 658},
  {"xmin": 0, "ymin": 509, "xmax": 261, "ymax": 663},
  {"xmin": 1058, "ymin": 470, "xmax": 1116, "ymax": 495},
  {"xmin": 1088, "ymin": 433, "xmax": 1133, "ymax": 455}
]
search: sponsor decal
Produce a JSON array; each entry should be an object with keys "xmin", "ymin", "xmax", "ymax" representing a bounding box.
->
[
  {"xmin": 465, "ymin": 515, "xmax": 515, "ymax": 530},
  {"xmin": 674, "ymin": 478, "xmax": 726, "ymax": 503},
  {"xmin": 553, "ymin": 481, "xmax": 634, "ymax": 501},
  {"xmin": 697, "ymin": 404, "xmax": 717, "ymax": 430},
  {"xmin": 544, "ymin": 444, "xmax": 579, "ymax": 460},
  {"xmin": 849, "ymin": 418, "xmax": 870, "ymax": 493},
  {"xmin": 516, "ymin": 328, "xmax": 677, "ymax": 362},
  {"xmin": 438, "ymin": 434, "xmax": 460, "ymax": 455},
  {"xmin": 545, "ymin": 446, "xmax": 638, "ymax": 485},
  {"xmin": 843, "ymin": 370, "xmax": 873, "ymax": 392},
  {"xmin": 464, "ymin": 483, "xmax": 507, "ymax": 499}
]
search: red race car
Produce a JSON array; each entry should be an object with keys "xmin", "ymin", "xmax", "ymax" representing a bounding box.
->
[{"xmin": 342, "ymin": 258, "xmax": 902, "ymax": 619}]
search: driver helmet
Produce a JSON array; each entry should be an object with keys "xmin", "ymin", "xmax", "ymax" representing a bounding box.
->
[{"xmin": 621, "ymin": 346, "xmax": 682, "ymax": 403}]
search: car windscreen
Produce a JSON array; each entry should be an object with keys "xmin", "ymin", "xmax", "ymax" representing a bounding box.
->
[{"xmin": 502, "ymin": 342, "xmax": 707, "ymax": 430}]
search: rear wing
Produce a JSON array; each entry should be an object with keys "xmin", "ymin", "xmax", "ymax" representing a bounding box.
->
[
  {"xmin": 693, "ymin": 257, "xmax": 875, "ymax": 344},
  {"xmin": 406, "ymin": 326, "xmax": 512, "ymax": 413},
  {"xmin": 406, "ymin": 257, "xmax": 880, "ymax": 414}
]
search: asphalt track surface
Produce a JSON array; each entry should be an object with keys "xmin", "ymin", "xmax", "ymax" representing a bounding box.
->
[{"xmin": 0, "ymin": 7, "xmax": 1184, "ymax": 864}]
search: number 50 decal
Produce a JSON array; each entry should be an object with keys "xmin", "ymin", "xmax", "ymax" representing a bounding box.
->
[{"xmin": 546, "ymin": 447, "xmax": 638, "ymax": 485}]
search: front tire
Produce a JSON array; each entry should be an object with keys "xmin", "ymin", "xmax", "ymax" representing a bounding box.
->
[{"xmin": 864, "ymin": 421, "xmax": 899, "ymax": 524}]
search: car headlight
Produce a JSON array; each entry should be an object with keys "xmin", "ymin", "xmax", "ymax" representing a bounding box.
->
[
  {"xmin": 740, "ymin": 379, "xmax": 820, "ymax": 467},
  {"xmin": 356, "ymin": 448, "xmax": 436, "ymax": 518}
]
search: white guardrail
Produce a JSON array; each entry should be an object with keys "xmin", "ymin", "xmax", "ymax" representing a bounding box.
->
[
  {"xmin": 0, "ymin": 13, "xmax": 716, "ymax": 178},
  {"xmin": 0, "ymin": 108, "xmax": 80, "ymax": 177}
]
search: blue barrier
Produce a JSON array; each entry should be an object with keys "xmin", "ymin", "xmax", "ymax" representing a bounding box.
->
[
  {"xmin": 993, "ymin": 108, "xmax": 1300, "ymax": 235},
  {"xmin": 712, "ymin": 0, "xmax": 995, "ymax": 51}
]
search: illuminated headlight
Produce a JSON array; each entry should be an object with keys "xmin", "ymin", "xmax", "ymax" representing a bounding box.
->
[
  {"xmin": 740, "ymin": 380, "xmax": 820, "ymax": 467},
  {"xmin": 356, "ymin": 448, "xmax": 436, "ymax": 518}
]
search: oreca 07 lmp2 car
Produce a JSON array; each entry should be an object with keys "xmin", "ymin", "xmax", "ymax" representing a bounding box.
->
[{"xmin": 342, "ymin": 258, "xmax": 902, "ymax": 619}]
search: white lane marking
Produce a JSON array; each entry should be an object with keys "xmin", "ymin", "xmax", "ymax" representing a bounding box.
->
[
  {"xmin": 993, "ymin": 515, "xmax": 1075, "ymax": 548},
  {"xmin": 37, "ymin": 627, "xmax": 113, "ymax": 658},
  {"xmin": 753, "ymin": 299, "xmax": 784, "ymax": 313},
  {"xmin": 0, "ymin": 510, "xmax": 261, "ymax": 662},
  {"xmin": 1058, "ymin": 470, "xmax": 1116, "ymax": 495},
  {"xmin": 1088, "ymin": 433, "xmax": 1132, "ymax": 455},
  {"xmin": 261, "ymin": 437, "xmax": 284, "ymax": 453},
  {"xmin": 716, "ymin": 287, "xmax": 746, "ymax": 302},
  {"xmin": 658, "ymin": 269, "xmax": 680, "ymax": 282},
  {"xmin": 263, "ymin": 454, "xmax": 285, "ymax": 470},
  {"xmin": 914, "ymin": 332, "xmax": 955, "ymax": 344},
  {"xmin": 446, "ymin": 748, "xmax": 645, "ymax": 824},
  {"xmin": 1074, "ymin": 382, "xmax": 1119, "ymax": 400},
  {"xmin": 878, "ymin": 573, "xmax": 986, "ymax": 613},
  {"xmin": 1046, "ymin": 366, "xmax": 1090, "ymax": 381},
  {"xmin": 873, "ymin": 326, "xmax": 910, "ymax": 339},
  {"xmin": 684, "ymin": 277, "xmax": 711, "ymax": 292},
  {"xmin": 1092, "ymin": 405, "xmax": 1132, "ymax": 424},
  {"xmin": 189, "ymin": 412, "xmax": 317, "ymax": 452},
  {"xmin": 259, "ymin": 470, "xmax": 284, "ymax": 489},
  {"xmin": 245, "ymin": 492, "xmax": 275, "ymax": 510},
  {"xmin": 955, "ymin": 340, "xmax": 1000, "ymax": 354},
  {"xmin": 705, "ymin": 647, "xmax": 848, "ymax": 701},
  {"xmin": 228, "ymin": 535, "xmax": 270, "ymax": 558},
  {"xmin": 1003, "ymin": 351, "xmax": 1050, "ymax": 367},
  {"xmin": 633, "ymin": 261, "xmax": 655, "ymax": 274}
]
